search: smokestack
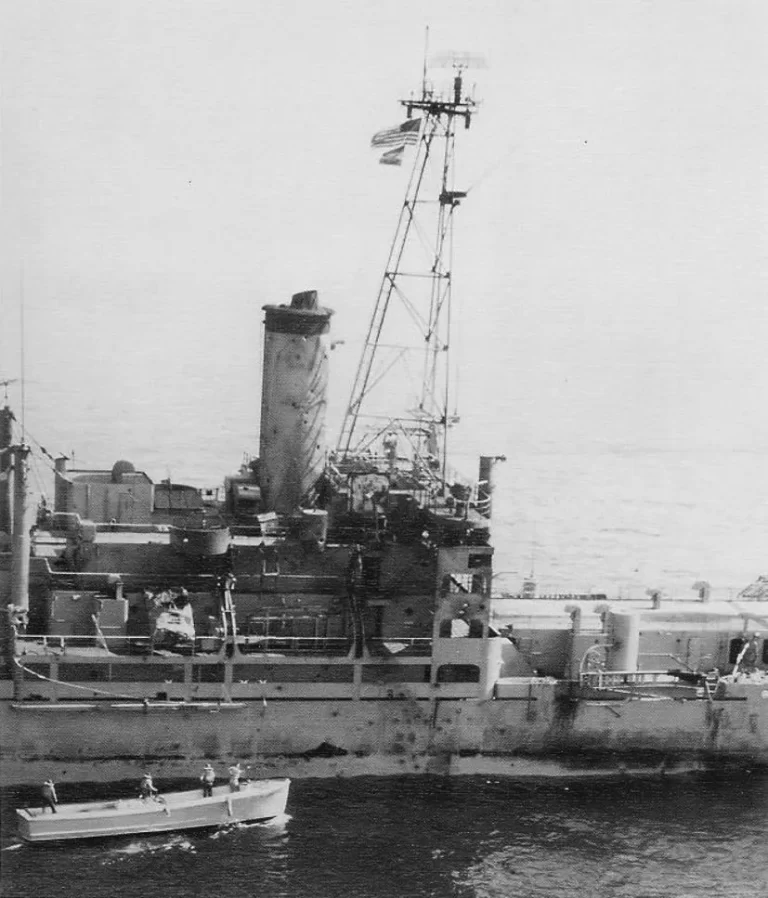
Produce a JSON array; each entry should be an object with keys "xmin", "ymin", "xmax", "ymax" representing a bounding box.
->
[
  {"xmin": 10, "ymin": 444, "xmax": 30, "ymax": 615},
  {"xmin": 0, "ymin": 406, "xmax": 14, "ymax": 535},
  {"xmin": 259, "ymin": 290, "xmax": 333, "ymax": 514}
]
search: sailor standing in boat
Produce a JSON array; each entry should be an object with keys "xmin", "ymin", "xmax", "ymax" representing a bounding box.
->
[
  {"xmin": 200, "ymin": 763, "xmax": 216, "ymax": 798},
  {"xmin": 41, "ymin": 778, "xmax": 58, "ymax": 814},
  {"xmin": 228, "ymin": 763, "xmax": 243, "ymax": 792},
  {"xmin": 139, "ymin": 772, "xmax": 158, "ymax": 800}
]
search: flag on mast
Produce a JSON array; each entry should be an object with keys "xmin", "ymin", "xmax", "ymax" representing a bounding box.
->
[
  {"xmin": 370, "ymin": 118, "xmax": 421, "ymax": 148},
  {"xmin": 379, "ymin": 145, "xmax": 405, "ymax": 166}
]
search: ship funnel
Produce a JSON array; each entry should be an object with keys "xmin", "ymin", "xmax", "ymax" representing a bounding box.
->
[
  {"xmin": 9, "ymin": 444, "xmax": 31, "ymax": 617},
  {"xmin": 259, "ymin": 290, "xmax": 333, "ymax": 514},
  {"xmin": 0, "ymin": 406, "xmax": 14, "ymax": 536}
]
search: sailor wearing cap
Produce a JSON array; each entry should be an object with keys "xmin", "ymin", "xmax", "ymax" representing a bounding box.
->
[
  {"xmin": 200, "ymin": 763, "xmax": 216, "ymax": 798},
  {"xmin": 41, "ymin": 778, "xmax": 58, "ymax": 814},
  {"xmin": 139, "ymin": 772, "xmax": 158, "ymax": 800}
]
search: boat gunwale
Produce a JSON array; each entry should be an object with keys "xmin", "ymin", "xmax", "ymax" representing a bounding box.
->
[{"xmin": 16, "ymin": 778, "xmax": 290, "ymax": 821}]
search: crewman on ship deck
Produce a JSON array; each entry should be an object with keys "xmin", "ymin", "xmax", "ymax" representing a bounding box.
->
[
  {"xmin": 734, "ymin": 633, "xmax": 760, "ymax": 677},
  {"xmin": 41, "ymin": 779, "xmax": 58, "ymax": 814}
]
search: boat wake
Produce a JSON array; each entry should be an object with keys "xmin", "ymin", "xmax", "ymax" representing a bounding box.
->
[
  {"xmin": 101, "ymin": 833, "xmax": 197, "ymax": 862},
  {"xmin": 209, "ymin": 812, "xmax": 292, "ymax": 840}
]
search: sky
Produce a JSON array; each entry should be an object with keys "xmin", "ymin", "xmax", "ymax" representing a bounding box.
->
[{"xmin": 1, "ymin": 0, "xmax": 767, "ymax": 481}]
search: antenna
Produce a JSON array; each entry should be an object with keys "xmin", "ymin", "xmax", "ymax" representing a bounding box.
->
[
  {"xmin": 430, "ymin": 51, "xmax": 488, "ymax": 71},
  {"xmin": 0, "ymin": 379, "xmax": 18, "ymax": 405},
  {"xmin": 20, "ymin": 267, "xmax": 26, "ymax": 438},
  {"xmin": 337, "ymin": 51, "xmax": 482, "ymax": 476},
  {"xmin": 422, "ymin": 26, "xmax": 430, "ymax": 100}
]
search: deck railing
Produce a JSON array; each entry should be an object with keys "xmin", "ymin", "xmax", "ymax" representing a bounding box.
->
[
  {"xmin": 15, "ymin": 633, "xmax": 356, "ymax": 657},
  {"xmin": 236, "ymin": 636, "xmax": 351, "ymax": 655},
  {"xmin": 579, "ymin": 669, "xmax": 701, "ymax": 690},
  {"xmin": 20, "ymin": 633, "xmax": 153, "ymax": 652},
  {"xmin": 17, "ymin": 633, "xmax": 436, "ymax": 658},
  {"xmin": 367, "ymin": 637, "xmax": 433, "ymax": 656}
]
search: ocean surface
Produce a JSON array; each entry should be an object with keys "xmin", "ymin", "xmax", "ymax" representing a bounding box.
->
[{"xmin": 2, "ymin": 772, "xmax": 768, "ymax": 898}]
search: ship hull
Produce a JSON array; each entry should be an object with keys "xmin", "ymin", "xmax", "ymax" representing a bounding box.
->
[{"xmin": 2, "ymin": 682, "xmax": 766, "ymax": 787}]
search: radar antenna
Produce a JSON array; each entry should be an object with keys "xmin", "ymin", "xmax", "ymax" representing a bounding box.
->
[{"xmin": 337, "ymin": 52, "xmax": 482, "ymax": 483}]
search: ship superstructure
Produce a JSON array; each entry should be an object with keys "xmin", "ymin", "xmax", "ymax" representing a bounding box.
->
[{"xmin": 0, "ymin": 63, "xmax": 767, "ymax": 786}]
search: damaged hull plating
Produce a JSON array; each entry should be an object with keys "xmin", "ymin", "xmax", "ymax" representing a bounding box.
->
[{"xmin": 2, "ymin": 669, "xmax": 767, "ymax": 786}]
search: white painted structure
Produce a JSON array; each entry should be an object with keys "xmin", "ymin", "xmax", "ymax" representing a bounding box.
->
[{"xmin": 16, "ymin": 778, "xmax": 290, "ymax": 843}]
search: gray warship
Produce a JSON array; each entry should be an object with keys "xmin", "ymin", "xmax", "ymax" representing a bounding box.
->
[{"xmin": 1, "ymin": 64, "xmax": 767, "ymax": 787}]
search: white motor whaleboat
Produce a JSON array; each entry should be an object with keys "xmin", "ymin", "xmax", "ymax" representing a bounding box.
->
[{"xmin": 16, "ymin": 778, "xmax": 290, "ymax": 843}]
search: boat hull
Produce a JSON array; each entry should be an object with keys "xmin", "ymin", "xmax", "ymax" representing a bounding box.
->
[{"xmin": 15, "ymin": 779, "xmax": 290, "ymax": 843}]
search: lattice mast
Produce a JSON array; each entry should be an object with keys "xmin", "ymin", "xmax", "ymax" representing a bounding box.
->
[{"xmin": 336, "ymin": 63, "xmax": 478, "ymax": 479}]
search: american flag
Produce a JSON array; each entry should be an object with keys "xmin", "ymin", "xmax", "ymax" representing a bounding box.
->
[
  {"xmin": 379, "ymin": 145, "xmax": 405, "ymax": 166},
  {"xmin": 370, "ymin": 118, "xmax": 421, "ymax": 148}
]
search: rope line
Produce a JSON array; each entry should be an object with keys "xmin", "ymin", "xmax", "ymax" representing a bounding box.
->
[
  {"xmin": 14, "ymin": 657, "xmax": 137, "ymax": 701},
  {"xmin": 21, "ymin": 428, "xmax": 63, "ymax": 467},
  {"xmin": 465, "ymin": 141, "xmax": 520, "ymax": 195},
  {"xmin": 29, "ymin": 454, "xmax": 48, "ymax": 501}
]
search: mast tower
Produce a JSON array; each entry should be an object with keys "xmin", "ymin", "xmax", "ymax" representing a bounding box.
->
[{"xmin": 336, "ymin": 59, "xmax": 479, "ymax": 484}]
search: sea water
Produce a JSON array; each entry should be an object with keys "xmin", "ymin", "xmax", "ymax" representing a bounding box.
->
[{"xmin": 2, "ymin": 773, "xmax": 767, "ymax": 897}]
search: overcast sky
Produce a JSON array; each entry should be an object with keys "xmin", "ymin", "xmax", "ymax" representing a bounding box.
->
[{"xmin": 1, "ymin": 0, "xmax": 767, "ymax": 477}]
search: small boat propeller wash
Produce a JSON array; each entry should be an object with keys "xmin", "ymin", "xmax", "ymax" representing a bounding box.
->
[{"xmin": 16, "ymin": 778, "xmax": 290, "ymax": 843}]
